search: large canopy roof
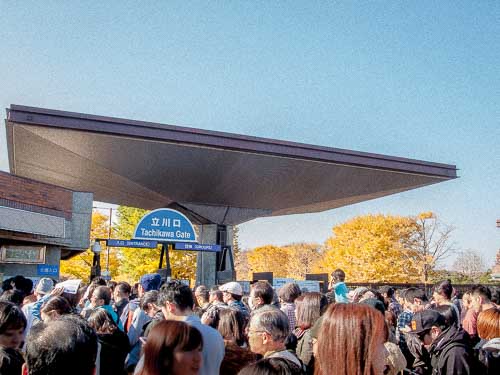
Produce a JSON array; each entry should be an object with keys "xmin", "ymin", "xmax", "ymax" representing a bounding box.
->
[{"xmin": 5, "ymin": 105, "xmax": 457, "ymax": 225}]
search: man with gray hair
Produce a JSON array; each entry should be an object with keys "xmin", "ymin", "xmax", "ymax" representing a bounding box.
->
[{"xmin": 247, "ymin": 308, "xmax": 303, "ymax": 370}]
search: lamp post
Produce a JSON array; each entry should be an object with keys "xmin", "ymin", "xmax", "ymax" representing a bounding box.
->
[{"xmin": 90, "ymin": 240, "xmax": 102, "ymax": 281}]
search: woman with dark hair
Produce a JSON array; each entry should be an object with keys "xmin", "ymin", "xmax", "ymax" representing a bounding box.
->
[
  {"xmin": 293, "ymin": 292, "xmax": 325, "ymax": 374},
  {"xmin": 315, "ymin": 303, "xmax": 386, "ymax": 375},
  {"xmin": 218, "ymin": 308, "xmax": 247, "ymax": 347},
  {"xmin": 88, "ymin": 308, "xmax": 130, "ymax": 375},
  {"xmin": 475, "ymin": 307, "xmax": 499, "ymax": 374},
  {"xmin": 40, "ymin": 296, "xmax": 72, "ymax": 322},
  {"xmin": 218, "ymin": 309, "xmax": 258, "ymax": 375},
  {"xmin": 137, "ymin": 320, "xmax": 203, "ymax": 375},
  {"xmin": 0, "ymin": 302, "xmax": 26, "ymax": 375}
]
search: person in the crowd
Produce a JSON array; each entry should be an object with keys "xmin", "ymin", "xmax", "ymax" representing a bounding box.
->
[
  {"xmin": 220, "ymin": 281, "xmax": 250, "ymax": 319},
  {"xmin": 79, "ymin": 277, "xmax": 107, "ymax": 316},
  {"xmin": 293, "ymin": 292, "xmax": 327, "ymax": 374},
  {"xmin": 141, "ymin": 290, "xmax": 165, "ymax": 337},
  {"xmin": 10, "ymin": 275, "xmax": 33, "ymax": 298},
  {"xmin": 247, "ymin": 308, "xmax": 303, "ymax": 369},
  {"xmin": 471, "ymin": 285, "xmax": 496, "ymax": 314},
  {"xmin": 113, "ymin": 281, "xmax": 131, "ymax": 319},
  {"xmin": 238, "ymin": 357, "xmax": 304, "ymax": 375},
  {"xmin": 461, "ymin": 290, "xmax": 478, "ymax": 338},
  {"xmin": 40, "ymin": 295, "xmax": 72, "ymax": 322},
  {"xmin": 411, "ymin": 309, "xmax": 476, "ymax": 374},
  {"xmin": 135, "ymin": 280, "xmax": 224, "ymax": 375},
  {"xmin": 0, "ymin": 301, "xmax": 27, "ymax": 374},
  {"xmin": 278, "ymin": 282, "xmax": 301, "ymax": 331},
  {"xmin": 218, "ymin": 308, "xmax": 247, "ymax": 347},
  {"xmin": 88, "ymin": 308, "xmax": 130, "ymax": 375},
  {"xmin": 22, "ymin": 277, "xmax": 54, "ymax": 334},
  {"xmin": 136, "ymin": 320, "xmax": 203, "ymax": 375},
  {"xmin": 218, "ymin": 308, "xmax": 258, "ymax": 374},
  {"xmin": 329, "ymin": 269, "xmax": 348, "ymax": 303},
  {"xmin": 397, "ymin": 287, "xmax": 430, "ymax": 370},
  {"xmin": 249, "ymin": 281, "xmax": 275, "ymax": 312},
  {"xmin": 433, "ymin": 280, "xmax": 461, "ymax": 322},
  {"xmin": 434, "ymin": 304, "xmax": 459, "ymax": 328},
  {"xmin": 86, "ymin": 285, "xmax": 124, "ymax": 330},
  {"xmin": 0, "ymin": 290, "xmax": 25, "ymax": 306},
  {"xmin": 124, "ymin": 273, "xmax": 162, "ymax": 372},
  {"xmin": 379, "ymin": 285, "xmax": 402, "ymax": 318},
  {"xmin": 201, "ymin": 287, "xmax": 227, "ymax": 327},
  {"xmin": 23, "ymin": 314, "xmax": 98, "ymax": 375},
  {"xmin": 315, "ymin": 303, "xmax": 386, "ymax": 375},
  {"xmin": 194, "ymin": 285, "xmax": 211, "ymax": 311},
  {"xmin": 475, "ymin": 307, "xmax": 499, "ymax": 374}
]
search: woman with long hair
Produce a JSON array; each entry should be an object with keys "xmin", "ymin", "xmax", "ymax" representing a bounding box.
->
[
  {"xmin": 137, "ymin": 320, "xmax": 203, "ymax": 375},
  {"xmin": 88, "ymin": 308, "xmax": 130, "ymax": 375},
  {"xmin": 294, "ymin": 292, "xmax": 327, "ymax": 374},
  {"xmin": 218, "ymin": 309, "xmax": 258, "ymax": 374},
  {"xmin": 40, "ymin": 296, "xmax": 72, "ymax": 322},
  {"xmin": 315, "ymin": 303, "xmax": 386, "ymax": 375}
]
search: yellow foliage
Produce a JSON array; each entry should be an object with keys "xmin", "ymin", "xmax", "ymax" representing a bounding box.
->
[
  {"xmin": 245, "ymin": 243, "xmax": 322, "ymax": 279},
  {"xmin": 314, "ymin": 214, "xmax": 423, "ymax": 283},
  {"xmin": 60, "ymin": 211, "xmax": 120, "ymax": 281}
]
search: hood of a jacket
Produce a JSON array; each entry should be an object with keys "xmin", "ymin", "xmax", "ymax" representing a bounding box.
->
[{"xmin": 430, "ymin": 325, "xmax": 470, "ymax": 355}]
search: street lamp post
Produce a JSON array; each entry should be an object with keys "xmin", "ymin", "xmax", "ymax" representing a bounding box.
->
[{"xmin": 90, "ymin": 240, "xmax": 102, "ymax": 281}]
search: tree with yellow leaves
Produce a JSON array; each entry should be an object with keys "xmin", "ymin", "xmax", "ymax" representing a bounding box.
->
[
  {"xmin": 244, "ymin": 243, "xmax": 323, "ymax": 279},
  {"xmin": 60, "ymin": 211, "xmax": 121, "ymax": 281},
  {"xmin": 314, "ymin": 214, "xmax": 423, "ymax": 283}
]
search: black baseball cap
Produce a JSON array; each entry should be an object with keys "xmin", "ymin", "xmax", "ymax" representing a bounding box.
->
[{"xmin": 410, "ymin": 310, "xmax": 445, "ymax": 334}]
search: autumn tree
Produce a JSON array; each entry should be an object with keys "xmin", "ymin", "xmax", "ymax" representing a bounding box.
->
[
  {"xmin": 60, "ymin": 211, "xmax": 120, "ymax": 281},
  {"xmin": 314, "ymin": 214, "xmax": 423, "ymax": 283},
  {"xmin": 114, "ymin": 206, "xmax": 197, "ymax": 282},
  {"xmin": 247, "ymin": 245, "xmax": 290, "ymax": 277},
  {"xmin": 283, "ymin": 243, "xmax": 323, "ymax": 279},
  {"xmin": 408, "ymin": 212, "xmax": 456, "ymax": 284},
  {"xmin": 244, "ymin": 243, "xmax": 323, "ymax": 280}
]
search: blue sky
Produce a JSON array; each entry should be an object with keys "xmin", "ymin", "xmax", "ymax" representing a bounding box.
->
[{"xmin": 1, "ymin": 2, "xmax": 498, "ymax": 268}]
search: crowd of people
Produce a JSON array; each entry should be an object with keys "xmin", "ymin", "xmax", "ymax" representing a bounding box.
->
[{"xmin": 0, "ymin": 270, "xmax": 498, "ymax": 374}]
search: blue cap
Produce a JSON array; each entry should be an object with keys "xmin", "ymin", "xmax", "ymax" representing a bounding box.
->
[{"xmin": 140, "ymin": 273, "xmax": 162, "ymax": 292}]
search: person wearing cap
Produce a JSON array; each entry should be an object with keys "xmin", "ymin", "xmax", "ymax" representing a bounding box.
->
[
  {"xmin": 411, "ymin": 309, "xmax": 476, "ymax": 374},
  {"xmin": 219, "ymin": 281, "xmax": 249, "ymax": 319},
  {"xmin": 22, "ymin": 278, "xmax": 54, "ymax": 335}
]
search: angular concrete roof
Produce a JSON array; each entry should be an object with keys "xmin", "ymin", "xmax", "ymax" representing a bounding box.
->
[{"xmin": 5, "ymin": 105, "xmax": 457, "ymax": 225}]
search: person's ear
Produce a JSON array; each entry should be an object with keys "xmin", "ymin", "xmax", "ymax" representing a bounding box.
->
[
  {"xmin": 22, "ymin": 363, "xmax": 29, "ymax": 375},
  {"xmin": 262, "ymin": 332, "xmax": 272, "ymax": 344}
]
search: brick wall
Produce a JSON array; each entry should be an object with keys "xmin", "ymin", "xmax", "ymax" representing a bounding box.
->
[{"xmin": 0, "ymin": 171, "xmax": 72, "ymax": 219}]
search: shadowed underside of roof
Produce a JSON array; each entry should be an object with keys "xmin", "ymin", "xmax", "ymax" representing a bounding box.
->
[{"xmin": 5, "ymin": 105, "xmax": 457, "ymax": 225}]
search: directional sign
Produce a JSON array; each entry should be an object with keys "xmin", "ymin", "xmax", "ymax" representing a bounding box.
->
[
  {"xmin": 175, "ymin": 243, "xmax": 221, "ymax": 252},
  {"xmin": 37, "ymin": 264, "xmax": 59, "ymax": 277},
  {"xmin": 107, "ymin": 239, "xmax": 158, "ymax": 248},
  {"xmin": 133, "ymin": 209, "xmax": 197, "ymax": 243}
]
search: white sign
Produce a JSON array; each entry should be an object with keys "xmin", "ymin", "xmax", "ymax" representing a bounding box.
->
[
  {"xmin": 272, "ymin": 278, "xmax": 295, "ymax": 289},
  {"xmin": 55, "ymin": 279, "xmax": 82, "ymax": 294},
  {"xmin": 296, "ymin": 280, "xmax": 320, "ymax": 292}
]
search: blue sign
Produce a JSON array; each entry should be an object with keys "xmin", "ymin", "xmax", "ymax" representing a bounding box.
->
[
  {"xmin": 175, "ymin": 243, "xmax": 221, "ymax": 252},
  {"xmin": 107, "ymin": 239, "xmax": 158, "ymax": 248},
  {"xmin": 37, "ymin": 264, "xmax": 59, "ymax": 277},
  {"xmin": 133, "ymin": 209, "xmax": 197, "ymax": 243}
]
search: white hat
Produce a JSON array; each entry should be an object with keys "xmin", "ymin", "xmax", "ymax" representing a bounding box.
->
[
  {"xmin": 219, "ymin": 281, "xmax": 243, "ymax": 296},
  {"xmin": 36, "ymin": 278, "xmax": 54, "ymax": 295}
]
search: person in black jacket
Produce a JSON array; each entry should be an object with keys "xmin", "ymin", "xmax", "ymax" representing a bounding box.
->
[
  {"xmin": 410, "ymin": 309, "xmax": 476, "ymax": 375},
  {"xmin": 88, "ymin": 308, "xmax": 130, "ymax": 375}
]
